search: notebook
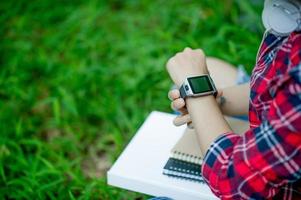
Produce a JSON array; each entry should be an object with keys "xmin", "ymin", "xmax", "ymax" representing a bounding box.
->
[
  {"xmin": 163, "ymin": 116, "xmax": 249, "ymax": 183},
  {"xmin": 107, "ymin": 111, "xmax": 249, "ymax": 200},
  {"xmin": 107, "ymin": 111, "xmax": 219, "ymax": 200}
]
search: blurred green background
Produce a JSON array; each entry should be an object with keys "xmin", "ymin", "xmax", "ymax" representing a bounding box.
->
[{"xmin": 1, "ymin": 0, "xmax": 263, "ymax": 199}]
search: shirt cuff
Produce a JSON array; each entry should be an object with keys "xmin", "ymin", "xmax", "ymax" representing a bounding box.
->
[{"xmin": 201, "ymin": 132, "xmax": 241, "ymax": 197}]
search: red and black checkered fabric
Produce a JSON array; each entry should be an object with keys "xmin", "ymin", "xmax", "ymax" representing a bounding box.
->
[{"xmin": 202, "ymin": 31, "xmax": 301, "ymax": 200}]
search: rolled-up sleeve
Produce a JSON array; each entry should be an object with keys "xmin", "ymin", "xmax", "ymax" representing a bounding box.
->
[{"xmin": 201, "ymin": 64, "xmax": 301, "ymax": 199}]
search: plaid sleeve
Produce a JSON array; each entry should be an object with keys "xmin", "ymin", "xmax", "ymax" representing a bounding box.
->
[{"xmin": 201, "ymin": 65, "xmax": 301, "ymax": 198}]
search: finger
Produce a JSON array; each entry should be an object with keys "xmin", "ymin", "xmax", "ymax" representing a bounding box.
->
[
  {"xmin": 216, "ymin": 89, "xmax": 223, "ymax": 98},
  {"xmin": 184, "ymin": 47, "xmax": 192, "ymax": 52},
  {"xmin": 178, "ymin": 107, "xmax": 188, "ymax": 115},
  {"xmin": 187, "ymin": 122, "xmax": 194, "ymax": 129},
  {"xmin": 171, "ymin": 98, "xmax": 186, "ymax": 111},
  {"xmin": 173, "ymin": 114, "xmax": 192, "ymax": 126},
  {"xmin": 170, "ymin": 96, "xmax": 188, "ymax": 114},
  {"xmin": 195, "ymin": 48, "xmax": 205, "ymax": 57},
  {"xmin": 168, "ymin": 89, "xmax": 180, "ymax": 100}
]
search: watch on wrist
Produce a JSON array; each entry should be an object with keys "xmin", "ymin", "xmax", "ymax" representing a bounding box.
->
[{"xmin": 179, "ymin": 75, "xmax": 217, "ymax": 98}]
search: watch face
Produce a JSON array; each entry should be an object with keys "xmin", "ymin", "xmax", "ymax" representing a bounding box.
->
[{"xmin": 188, "ymin": 76, "xmax": 213, "ymax": 93}]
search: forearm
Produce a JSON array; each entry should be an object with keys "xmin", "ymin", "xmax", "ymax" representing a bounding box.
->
[
  {"xmin": 186, "ymin": 95, "xmax": 232, "ymax": 153},
  {"xmin": 166, "ymin": 48, "xmax": 241, "ymax": 153},
  {"xmin": 218, "ymin": 83, "xmax": 250, "ymax": 116}
]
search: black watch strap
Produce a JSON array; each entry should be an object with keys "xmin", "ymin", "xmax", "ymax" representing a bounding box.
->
[
  {"xmin": 213, "ymin": 90, "xmax": 218, "ymax": 98},
  {"xmin": 179, "ymin": 85, "xmax": 187, "ymax": 99}
]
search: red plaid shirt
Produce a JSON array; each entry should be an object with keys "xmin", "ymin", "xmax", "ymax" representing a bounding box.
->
[{"xmin": 202, "ymin": 31, "xmax": 301, "ymax": 200}]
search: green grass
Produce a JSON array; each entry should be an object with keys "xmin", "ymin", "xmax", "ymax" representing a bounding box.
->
[{"xmin": 1, "ymin": 0, "xmax": 263, "ymax": 199}]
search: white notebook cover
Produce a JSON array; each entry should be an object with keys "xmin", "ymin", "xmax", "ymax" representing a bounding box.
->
[{"xmin": 107, "ymin": 111, "xmax": 218, "ymax": 200}]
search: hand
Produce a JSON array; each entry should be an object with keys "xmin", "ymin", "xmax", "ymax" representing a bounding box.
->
[
  {"xmin": 166, "ymin": 47, "xmax": 209, "ymax": 87},
  {"xmin": 168, "ymin": 88, "xmax": 224, "ymax": 127},
  {"xmin": 168, "ymin": 89, "xmax": 191, "ymax": 127}
]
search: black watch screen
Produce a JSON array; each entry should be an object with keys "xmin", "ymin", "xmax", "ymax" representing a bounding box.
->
[{"xmin": 188, "ymin": 76, "xmax": 213, "ymax": 93}]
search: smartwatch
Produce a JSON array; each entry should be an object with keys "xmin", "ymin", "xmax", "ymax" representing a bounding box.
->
[{"xmin": 179, "ymin": 75, "xmax": 217, "ymax": 99}]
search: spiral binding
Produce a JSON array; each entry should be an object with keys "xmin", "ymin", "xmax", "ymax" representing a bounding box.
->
[
  {"xmin": 171, "ymin": 151, "xmax": 203, "ymax": 165},
  {"xmin": 163, "ymin": 158, "xmax": 204, "ymax": 183},
  {"xmin": 163, "ymin": 170, "xmax": 204, "ymax": 183}
]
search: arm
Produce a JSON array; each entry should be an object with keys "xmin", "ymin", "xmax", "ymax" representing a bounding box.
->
[
  {"xmin": 166, "ymin": 47, "xmax": 301, "ymax": 199},
  {"xmin": 169, "ymin": 83, "xmax": 250, "ymax": 127},
  {"xmin": 166, "ymin": 48, "xmax": 233, "ymax": 153},
  {"xmin": 186, "ymin": 95, "xmax": 231, "ymax": 153},
  {"xmin": 202, "ymin": 65, "xmax": 301, "ymax": 199},
  {"xmin": 218, "ymin": 83, "xmax": 250, "ymax": 116}
]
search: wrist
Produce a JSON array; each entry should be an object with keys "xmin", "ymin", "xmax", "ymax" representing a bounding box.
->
[
  {"xmin": 178, "ymin": 71, "xmax": 209, "ymax": 86},
  {"xmin": 186, "ymin": 94, "xmax": 215, "ymax": 105}
]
